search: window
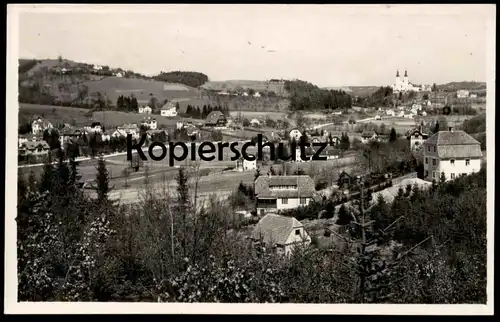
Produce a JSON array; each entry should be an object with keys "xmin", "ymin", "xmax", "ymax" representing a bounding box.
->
[
  {"xmin": 432, "ymin": 159, "xmax": 436, "ymax": 166},
  {"xmin": 282, "ymin": 198, "xmax": 288, "ymax": 204},
  {"xmin": 295, "ymin": 229, "xmax": 300, "ymax": 235},
  {"xmin": 432, "ymin": 172, "xmax": 436, "ymax": 178},
  {"xmin": 433, "ymin": 146, "xmax": 436, "ymax": 152},
  {"xmin": 425, "ymin": 170, "xmax": 429, "ymax": 177},
  {"xmin": 427, "ymin": 146, "xmax": 430, "ymax": 152},
  {"xmin": 450, "ymin": 159, "xmax": 455, "ymax": 166},
  {"xmin": 425, "ymin": 157, "xmax": 428, "ymax": 164},
  {"xmin": 300, "ymin": 198, "xmax": 307, "ymax": 204},
  {"xmin": 466, "ymin": 159, "xmax": 470, "ymax": 166},
  {"xmin": 451, "ymin": 173, "xmax": 455, "ymax": 179}
]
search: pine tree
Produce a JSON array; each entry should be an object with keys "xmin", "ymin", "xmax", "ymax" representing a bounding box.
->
[
  {"xmin": 254, "ymin": 168, "xmax": 261, "ymax": 181},
  {"xmin": 439, "ymin": 172, "xmax": 447, "ymax": 184},
  {"xmin": 389, "ymin": 128, "xmax": 397, "ymax": 142},
  {"xmin": 433, "ymin": 121, "xmax": 440, "ymax": 134},
  {"xmin": 39, "ymin": 154, "xmax": 54, "ymax": 193},
  {"xmin": 336, "ymin": 204, "xmax": 352, "ymax": 225},
  {"xmin": 95, "ymin": 156, "xmax": 112, "ymax": 203},
  {"xmin": 28, "ymin": 170, "xmax": 37, "ymax": 194}
]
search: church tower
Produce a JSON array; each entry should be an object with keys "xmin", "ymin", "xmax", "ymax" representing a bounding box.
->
[
  {"xmin": 395, "ymin": 69, "xmax": 401, "ymax": 90},
  {"xmin": 403, "ymin": 69, "xmax": 409, "ymax": 87}
]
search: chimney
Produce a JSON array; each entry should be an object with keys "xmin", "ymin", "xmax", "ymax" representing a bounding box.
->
[{"xmin": 448, "ymin": 127, "xmax": 453, "ymax": 132}]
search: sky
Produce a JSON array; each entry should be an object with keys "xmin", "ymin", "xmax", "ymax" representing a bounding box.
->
[{"xmin": 15, "ymin": 4, "xmax": 494, "ymax": 87}]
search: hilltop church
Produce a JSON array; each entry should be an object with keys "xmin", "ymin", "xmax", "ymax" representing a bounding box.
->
[{"xmin": 391, "ymin": 69, "xmax": 421, "ymax": 93}]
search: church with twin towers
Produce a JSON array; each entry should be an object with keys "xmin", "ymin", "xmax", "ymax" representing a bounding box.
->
[{"xmin": 391, "ymin": 69, "xmax": 423, "ymax": 93}]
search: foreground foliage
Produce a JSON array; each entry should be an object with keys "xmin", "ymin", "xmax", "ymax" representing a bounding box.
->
[{"xmin": 17, "ymin": 156, "xmax": 487, "ymax": 303}]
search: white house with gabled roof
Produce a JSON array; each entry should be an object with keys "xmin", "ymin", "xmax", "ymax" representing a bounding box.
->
[
  {"xmin": 423, "ymin": 128, "xmax": 483, "ymax": 182},
  {"xmin": 250, "ymin": 214, "xmax": 311, "ymax": 257}
]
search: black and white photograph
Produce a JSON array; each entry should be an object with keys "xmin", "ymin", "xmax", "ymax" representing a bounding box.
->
[{"xmin": 5, "ymin": 4, "xmax": 495, "ymax": 314}]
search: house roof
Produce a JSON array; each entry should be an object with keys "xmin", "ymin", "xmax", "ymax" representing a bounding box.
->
[
  {"xmin": 205, "ymin": 111, "xmax": 226, "ymax": 124},
  {"xmin": 118, "ymin": 124, "xmax": 138, "ymax": 130},
  {"xmin": 21, "ymin": 141, "xmax": 50, "ymax": 150},
  {"xmin": 161, "ymin": 102, "xmax": 176, "ymax": 110},
  {"xmin": 254, "ymin": 175, "xmax": 315, "ymax": 198},
  {"xmin": 361, "ymin": 131, "xmax": 377, "ymax": 138},
  {"xmin": 425, "ymin": 130, "xmax": 483, "ymax": 159},
  {"xmin": 407, "ymin": 129, "xmax": 428, "ymax": 139},
  {"xmin": 250, "ymin": 214, "xmax": 304, "ymax": 245}
]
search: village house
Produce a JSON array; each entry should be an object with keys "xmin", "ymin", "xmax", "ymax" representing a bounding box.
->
[
  {"xmin": 141, "ymin": 117, "xmax": 158, "ymax": 130},
  {"xmin": 253, "ymin": 92, "xmax": 262, "ymax": 98},
  {"xmin": 18, "ymin": 134, "xmax": 36, "ymax": 147},
  {"xmin": 101, "ymin": 130, "xmax": 112, "ymax": 142},
  {"xmin": 204, "ymin": 111, "xmax": 228, "ymax": 128},
  {"xmin": 423, "ymin": 127, "xmax": 483, "ymax": 182},
  {"xmin": 407, "ymin": 125, "xmax": 429, "ymax": 151},
  {"xmin": 254, "ymin": 175, "xmax": 315, "ymax": 216},
  {"xmin": 403, "ymin": 113, "xmax": 414, "ymax": 119},
  {"xmin": 83, "ymin": 122, "xmax": 102, "ymax": 133},
  {"xmin": 160, "ymin": 102, "xmax": 177, "ymax": 117},
  {"xmin": 470, "ymin": 93, "xmax": 478, "ymax": 99},
  {"xmin": 361, "ymin": 131, "xmax": 378, "ymax": 144},
  {"xmin": 306, "ymin": 145, "xmax": 339, "ymax": 160},
  {"xmin": 457, "ymin": 90, "xmax": 470, "ymax": 98},
  {"xmin": 332, "ymin": 111, "xmax": 343, "ymax": 116},
  {"xmin": 250, "ymin": 118, "xmax": 260, "ymax": 127},
  {"xmin": 250, "ymin": 214, "xmax": 311, "ymax": 257},
  {"xmin": 289, "ymin": 128, "xmax": 302, "ymax": 142},
  {"xmin": 235, "ymin": 154, "xmax": 257, "ymax": 171},
  {"xmin": 59, "ymin": 127, "xmax": 82, "ymax": 148},
  {"xmin": 19, "ymin": 140, "xmax": 50, "ymax": 157},
  {"xmin": 31, "ymin": 117, "xmax": 53, "ymax": 135},
  {"xmin": 386, "ymin": 109, "xmax": 396, "ymax": 117},
  {"xmin": 242, "ymin": 92, "xmax": 249, "ymax": 97},
  {"xmin": 111, "ymin": 129, "xmax": 127, "ymax": 139},
  {"xmin": 138, "ymin": 105, "xmax": 152, "ymax": 114}
]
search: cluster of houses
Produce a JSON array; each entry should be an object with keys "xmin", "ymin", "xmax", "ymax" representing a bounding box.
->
[
  {"xmin": 18, "ymin": 115, "xmax": 170, "ymax": 159},
  {"xmin": 456, "ymin": 89, "xmax": 478, "ymax": 99},
  {"xmin": 376, "ymin": 101, "xmax": 429, "ymax": 120},
  {"xmin": 216, "ymin": 90, "xmax": 263, "ymax": 98},
  {"xmin": 246, "ymin": 123, "xmax": 484, "ymax": 257}
]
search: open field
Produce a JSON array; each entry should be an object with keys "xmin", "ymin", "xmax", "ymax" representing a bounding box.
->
[
  {"xmin": 229, "ymin": 110, "xmax": 288, "ymax": 120},
  {"xmin": 84, "ymin": 76, "xmax": 199, "ymax": 103},
  {"xmin": 18, "ymin": 103, "xmax": 93, "ymax": 127},
  {"xmin": 18, "ymin": 103, "xmax": 203, "ymax": 128}
]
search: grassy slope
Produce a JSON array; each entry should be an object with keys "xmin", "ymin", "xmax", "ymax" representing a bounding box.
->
[{"xmin": 19, "ymin": 59, "xmax": 201, "ymax": 106}]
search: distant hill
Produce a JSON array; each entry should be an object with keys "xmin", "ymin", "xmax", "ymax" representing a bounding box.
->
[
  {"xmin": 18, "ymin": 58, "xmax": 200, "ymax": 108},
  {"xmin": 438, "ymin": 81, "xmax": 487, "ymax": 92},
  {"xmin": 344, "ymin": 86, "xmax": 381, "ymax": 97}
]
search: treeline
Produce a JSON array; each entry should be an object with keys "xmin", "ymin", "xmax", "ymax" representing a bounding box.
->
[
  {"xmin": 116, "ymin": 95, "xmax": 139, "ymax": 112},
  {"xmin": 284, "ymin": 80, "xmax": 353, "ymax": 111},
  {"xmin": 369, "ymin": 86, "xmax": 394, "ymax": 107},
  {"xmin": 182, "ymin": 104, "xmax": 230, "ymax": 119},
  {"xmin": 18, "ymin": 59, "xmax": 39, "ymax": 74},
  {"xmin": 154, "ymin": 71, "xmax": 209, "ymax": 88},
  {"xmin": 17, "ymin": 153, "xmax": 486, "ymax": 303}
]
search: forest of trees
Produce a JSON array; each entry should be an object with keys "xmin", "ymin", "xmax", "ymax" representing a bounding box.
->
[
  {"xmin": 182, "ymin": 105, "xmax": 230, "ymax": 119},
  {"xmin": 116, "ymin": 95, "xmax": 139, "ymax": 112},
  {"xmin": 284, "ymin": 80, "xmax": 352, "ymax": 111},
  {"xmin": 154, "ymin": 71, "xmax": 209, "ymax": 88},
  {"xmin": 16, "ymin": 153, "xmax": 486, "ymax": 303}
]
